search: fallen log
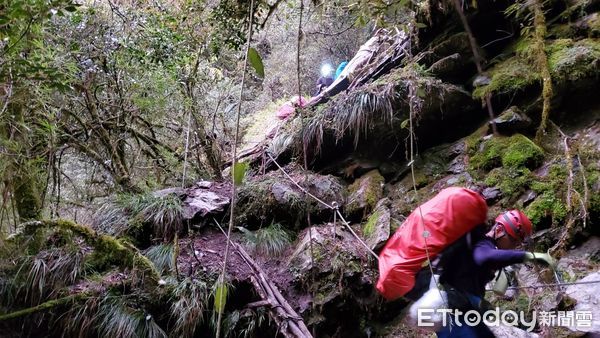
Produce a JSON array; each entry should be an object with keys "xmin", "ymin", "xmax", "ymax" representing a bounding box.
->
[
  {"xmin": 9, "ymin": 220, "xmax": 161, "ymax": 286},
  {"xmin": 222, "ymin": 240, "xmax": 312, "ymax": 338},
  {"xmin": 233, "ymin": 242, "xmax": 313, "ymax": 338},
  {"xmin": 0, "ymin": 293, "xmax": 88, "ymax": 321}
]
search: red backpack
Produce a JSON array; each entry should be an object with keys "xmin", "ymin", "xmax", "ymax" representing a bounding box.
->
[{"xmin": 376, "ymin": 187, "xmax": 488, "ymax": 300}]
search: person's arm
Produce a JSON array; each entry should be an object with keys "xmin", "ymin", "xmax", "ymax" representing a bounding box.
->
[{"xmin": 473, "ymin": 240, "xmax": 527, "ymax": 268}]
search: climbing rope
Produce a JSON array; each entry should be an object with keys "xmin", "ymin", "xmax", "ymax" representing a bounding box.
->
[
  {"xmin": 486, "ymin": 279, "xmax": 600, "ymax": 292},
  {"xmin": 265, "ymin": 152, "xmax": 379, "ymax": 260},
  {"xmin": 405, "ymin": 72, "xmax": 449, "ymax": 313}
]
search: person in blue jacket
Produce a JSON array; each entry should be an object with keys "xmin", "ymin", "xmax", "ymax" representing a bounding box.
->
[{"xmin": 335, "ymin": 61, "xmax": 348, "ymax": 80}]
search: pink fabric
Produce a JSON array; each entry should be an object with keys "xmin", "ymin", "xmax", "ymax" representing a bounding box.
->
[{"xmin": 276, "ymin": 96, "xmax": 307, "ymax": 120}]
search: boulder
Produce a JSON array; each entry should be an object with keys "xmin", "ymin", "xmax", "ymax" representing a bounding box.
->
[
  {"xmin": 363, "ymin": 198, "xmax": 392, "ymax": 251},
  {"xmin": 237, "ymin": 164, "xmax": 346, "ymax": 226},
  {"xmin": 489, "ymin": 106, "xmax": 532, "ymax": 135},
  {"xmin": 565, "ymin": 272, "xmax": 600, "ymax": 334},
  {"xmin": 558, "ymin": 237, "xmax": 600, "ymax": 281},
  {"xmin": 154, "ymin": 181, "xmax": 231, "ymax": 220},
  {"xmin": 346, "ymin": 169, "xmax": 384, "ymax": 218},
  {"xmin": 286, "ymin": 225, "xmax": 377, "ymax": 319},
  {"xmin": 481, "ymin": 187, "xmax": 503, "ymax": 204}
]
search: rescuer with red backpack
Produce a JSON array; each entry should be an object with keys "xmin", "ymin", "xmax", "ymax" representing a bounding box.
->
[{"xmin": 376, "ymin": 187, "xmax": 556, "ymax": 337}]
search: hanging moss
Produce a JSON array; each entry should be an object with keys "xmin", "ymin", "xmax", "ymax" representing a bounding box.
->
[
  {"xmin": 530, "ymin": 0, "xmax": 553, "ymax": 143},
  {"xmin": 469, "ymin": 134, "xmax": 544, "ymax": 171}
]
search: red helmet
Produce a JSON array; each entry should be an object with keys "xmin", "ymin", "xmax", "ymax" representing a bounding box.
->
[{"xmin": 495, "ymin": 210, "xmax": 533, "ymax": 241}]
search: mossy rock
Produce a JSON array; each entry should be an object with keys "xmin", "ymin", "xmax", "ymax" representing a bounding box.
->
[
  {"xmin": 465, "ymin": 124, "xmax": 489, "ymax": 156},
  {"xmin": 346, "ymin": 169, "xmax": 385, "ymax": 218},
  {"xmin": 363, "ymin": 211, "xmax": 379, "ymax": 238},
  {"xmin": 474, "ymin": 38, "xmax": 600, "ymax": 98},
  {"xmin": 546, "ymin": 38, "xmax": 600, "ymax": 83},
  {"xmin": 473, "ymin": 57, "xmax": 539, "ymax": 99},
  {"xmin": 362, "ymin": 199, "xmax": 391, "ymax": 250},
  {"xmin": 525, "ymin": 191, "xmax": 568, "ymax": 227},
  {"xmin": 484, "ymin": 167, "xmax": 532, "ymax": 201},
  {"xmin": 237, "ymin": 167, "xmax": 345, "ymax": 227},
  {"xmin": 469, "ymin": 134, "xmax": 544, "ymax": 171}
]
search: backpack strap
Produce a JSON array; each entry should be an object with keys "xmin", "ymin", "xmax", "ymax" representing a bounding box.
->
[{"xmin": 466, "ymin": 232, "xmax": 473, "ymax": 250}]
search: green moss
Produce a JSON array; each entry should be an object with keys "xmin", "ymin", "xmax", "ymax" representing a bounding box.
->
[
  {"xmin": 548, "ymin": 164, "xmax": 569, "ymax": 187},
  {"xmin": 525, "ymin": 192, "xmax": 568, "ymax": 225},
  {"xmin": 465, "ymin": 125, "xmax": 489, "ymax": 156},
  {"xmin": 484, "ymin": 167, "xmax": 532, "ymax": 199},
  {"xmin": 530, "ymin": 180, "xmax": 550, "ymax": 193},
  {"xmin": 547, "ymin": 38, "xmax": 600, "ymax": 82},
  {"xmin": 475, "ymin": 38, "xmax": 600, "ymax": 98},
  {"xmin": 347, "ymin": 170, "xmax": 384, "ymax": 216},
  {"xmin": 473, "ymin": 58, "xmax": 539, "ymax": 99},
  {"xmin": 363, "ymin": 211, "xmax": 380, "ymax": 237},
  {"xmin": 548, "ymin": 24, "xmax": 576, "ymax": 39},
  {"xmin": 469, "ymin": 134, "xmax": 544, "ymax": 171},
  {"xmin": 530, "ymin": 164, "xmax": 568, "ymax": 194},
  {"xmin": 519, "ymin": 37, "xmax": 600, "ymax": 82},
  {"xmin": 502, "ymin": 135, "xmax": 544, "ymax": 168}
]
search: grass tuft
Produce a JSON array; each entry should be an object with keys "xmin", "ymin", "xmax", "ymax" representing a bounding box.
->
[
  {"xmin": 97, "ymin": 296, "xmax": 167, "ymax": 338},
  {"xmin": 170, "ymin": 277, "xmax": 210, "ymax": 337},
  {"xmin": 144, "ymin": 243, "xmax": 175, "ymax": 275},
  {"xmin": 93, "ymin": 193, "xmax": 183, "ymax": 241},
  {"xmin": 241, "ymin": 223, "xmax": 291, "ymax": 256}
]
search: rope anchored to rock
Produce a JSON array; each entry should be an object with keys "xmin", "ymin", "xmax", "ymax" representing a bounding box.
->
[{"xmin": 265, "ymin": 152, "xmax": 379, "ymax": 260}]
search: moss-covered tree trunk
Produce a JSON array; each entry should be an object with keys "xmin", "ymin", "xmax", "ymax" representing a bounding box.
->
[
  {"xmin": 1, "ymin": 101, "xmax": 45, "ymax": 222},
  {"xmin": 531, "ymin": 0, "xmax": 553, "ymax": 143},
  {"xmin": 12, "ymin": 171, "xmax": 42, "ymax": 221}
]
